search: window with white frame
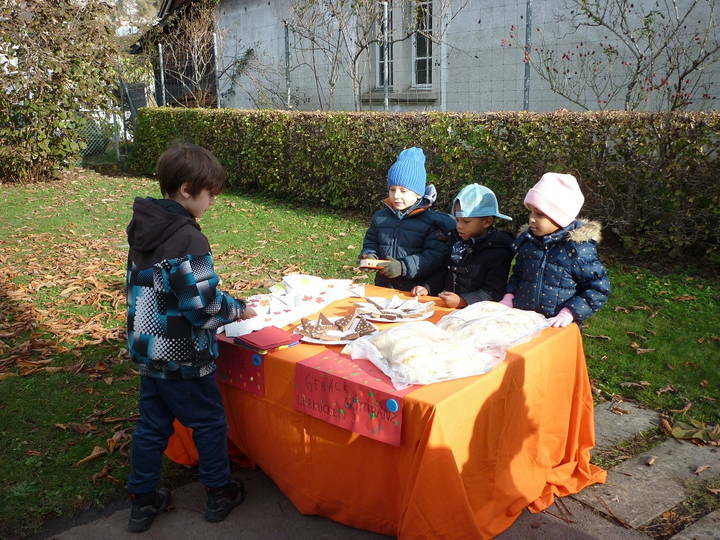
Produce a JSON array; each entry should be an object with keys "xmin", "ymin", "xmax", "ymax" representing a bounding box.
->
[
  {"xmin": 412, "ymin": 0, "xmax": 432, "ymax": 87},
  {"xmin": 375, "ymin": 2, "xmax": 393, "ymax": 88}
]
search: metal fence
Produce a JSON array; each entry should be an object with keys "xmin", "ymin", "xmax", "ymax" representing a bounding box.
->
[{"xmin": 79, "ymin": 78, "xmax": 155, "ymax": 164}]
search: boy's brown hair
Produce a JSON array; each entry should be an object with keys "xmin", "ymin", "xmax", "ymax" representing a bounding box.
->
[{"xmin": 156, "ymin": 143, "xmax": 227, "ymax": 197}]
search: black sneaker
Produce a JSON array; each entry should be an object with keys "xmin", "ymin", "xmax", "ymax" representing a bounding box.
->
[
  {"xmin": 205, "ymin": 479, "xmax": 246, "ymax": 522},
  {"xmin": 127, "ymin": 488, "xmax": 173, "ymax": 533}
]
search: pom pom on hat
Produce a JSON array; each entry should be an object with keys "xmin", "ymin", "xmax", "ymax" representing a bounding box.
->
[
  {"xmin": 387, "ymin": 147, "xmax": 427, "ymax": 196},
  {"xmin": 453, "ymin": 184, "xmax": 512, "ymax": 220},
  {"xmin": 523, "ymin": 172, "xmax": 584, "ymax": 227}
]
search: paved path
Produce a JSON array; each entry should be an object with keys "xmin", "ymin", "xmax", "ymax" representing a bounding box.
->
[{"xmin": 39, "ymin": 401, "xmax": 719, "ymax": 539}]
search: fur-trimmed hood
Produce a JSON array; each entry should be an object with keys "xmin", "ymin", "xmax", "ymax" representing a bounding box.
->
[{"xmin": 517, "ymin": 219, "xmax": 603, "ymax": 244}]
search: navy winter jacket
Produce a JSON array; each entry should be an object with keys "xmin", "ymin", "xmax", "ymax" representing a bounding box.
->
[
  {"xmin": 506, "ymin": 220, "xmax": 610, "ymax": 321},
  {"xmin": 125, "ymin": 198, "xmax": 245, "ymax": 379},
  {"xmin": 360, "ymin": 186, "xmax": 456, "ymax": 291},
  {"xmin": 421, "ymin": 226, "xmax": 515, "ymax": 303}
]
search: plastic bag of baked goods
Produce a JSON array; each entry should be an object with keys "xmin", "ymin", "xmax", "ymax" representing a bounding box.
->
[
  {"xmin": 345, "ymin": 321, "xmax": 498, "ymax": 389},
  {"xmin": 436, "ymin": 301, "xmax": 548, "ymax": 353}
]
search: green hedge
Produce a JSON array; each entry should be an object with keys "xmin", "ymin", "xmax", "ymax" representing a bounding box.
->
[{"xmin": 131, "ymin": 108, "xmax": 720, "ymax": 260}]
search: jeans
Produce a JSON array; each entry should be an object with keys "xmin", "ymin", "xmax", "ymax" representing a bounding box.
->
[{"xmin": 127, "ymin": 373, "xmax": 230, "ymax": 494}]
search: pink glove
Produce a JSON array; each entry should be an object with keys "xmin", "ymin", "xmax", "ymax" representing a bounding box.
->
[
  {"xmin": 547, "ymin": 307, "xmax": 574, "ymax": 327},
  {"xmin": 498, "ymin": 293, "xmax": 514, "ymax": 308}
]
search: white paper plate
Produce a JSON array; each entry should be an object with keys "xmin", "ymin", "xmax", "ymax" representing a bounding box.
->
[
  {"xmin": 362, "ymin": 310, "xmax": 434, "ymax": 323},
  {"xmin": 295, "ymin": 317, "xmax": 378, "ymax": 345}
]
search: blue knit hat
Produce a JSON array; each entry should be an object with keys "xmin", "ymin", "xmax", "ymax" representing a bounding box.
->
[
  {"xmin": 452, "ymin": 184, "xmax": 512, "ymax": 220},
  {"xmin": 387, "ymin": 147, "xmax": 427, "ymax": 196}
]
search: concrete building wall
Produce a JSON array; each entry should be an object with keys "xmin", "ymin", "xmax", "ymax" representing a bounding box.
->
[{"xmin": 216, "ymin": 0, "xmax": 720, "ymax": 113}]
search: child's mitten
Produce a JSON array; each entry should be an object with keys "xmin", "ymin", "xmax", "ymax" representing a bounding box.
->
[
  {"xmin": 547, "ymin": 307, "xmax": 574, "ymax": 327},
  {"xmin": 498, "ymin": 293, "xmax": 514, "ymax": 308},
  {"xmin": 378, "ymin": 257, "xmax": 402, "ymax": 279}
]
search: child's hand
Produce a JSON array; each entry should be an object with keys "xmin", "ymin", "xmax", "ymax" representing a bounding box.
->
[
  {"xmin": 498, "ymin": 293, "xmax": 514, "ymax": 308},
  {"xmin": 439, "ymin": 291, "xmax": 467, "ymax": 309},
  {"xmin": 412, "ymin": 286, "xmax": 429, "ymax": 297},
  {"xmin": 547, "ymin": 307, "xmax": 574, "ymax": 327},
  {"xmin": 237, "ymin": 307, "xmax": 257, "ymax": 320},
  {"xmin": 377, "ymin": 257, "xmax": 402, "ymax": 279}
]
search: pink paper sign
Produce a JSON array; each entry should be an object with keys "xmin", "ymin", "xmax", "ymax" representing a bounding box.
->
[
  {"xmin": 294, "ymin": 350, "xmax": 417, "ymax": 446},
  {"xmin": 215, "ymin": 337, "xmax": 265, "ymax": 397}
]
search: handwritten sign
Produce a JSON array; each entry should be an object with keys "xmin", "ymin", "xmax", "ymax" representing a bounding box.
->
[
  {"xmin": 215, "ymin": 336, "xmax": 265, "ymax": 397},
  {"xmin": 294, "ymin": 350, "xmax": 417, "ymax": 446}
]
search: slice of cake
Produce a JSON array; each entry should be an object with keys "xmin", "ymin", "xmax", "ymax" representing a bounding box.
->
[
  {"xmin": 334, "ymin": 310, "xmax": 357, "ymax": 332},
  {"xmin": 355, "ymin": 318, "xmax": 376, "ymax": 336},
  {"xmin": 316, "ymin": 312, "xmax": 336, "ymax": 330}
]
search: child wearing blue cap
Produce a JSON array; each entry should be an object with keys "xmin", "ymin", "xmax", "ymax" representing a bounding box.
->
[
  {"xmin": 412, "ymin": 184, "xmax": 514, "ymax": 307},
  {"xmin": 359, "ymin": 147, "xmax": 456, "ymax": 291}
]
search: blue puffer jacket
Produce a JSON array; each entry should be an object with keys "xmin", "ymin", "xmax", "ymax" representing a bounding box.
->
[
  {"xmin": 360, "ymin": 185, "xmax": 456, "ymax": 291},
  {"xmin": 506, "ymin": 220, "xmax": 610, "ymax": 321}
]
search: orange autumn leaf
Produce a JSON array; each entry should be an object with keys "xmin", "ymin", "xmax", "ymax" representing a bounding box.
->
[
  {"xmin": 92, "ymin": 463, "xmax": 118, "ymax": 483},
  {"xmin": 55, "ymin": 422, "xmax": 97, "ymax": 434},
  {"xmin": 669, "ymin": 402, "xmax": 692, "ymax": 414},
  {"xmin": 75, "ymin": 446, "xmax": 107, "ymax": 466}
]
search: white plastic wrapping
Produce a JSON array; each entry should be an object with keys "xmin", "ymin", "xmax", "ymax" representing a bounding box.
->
[
  {"xmin": 346, "ymin": 322, "xmax": 499, "ymax": 390},
  {"xmin": 345, "ymin": 303, "xmax": 548, "ymax": 389},
  {"xmin": 436, "ymin": 301, "xmax": 548, "ymax": 352}
]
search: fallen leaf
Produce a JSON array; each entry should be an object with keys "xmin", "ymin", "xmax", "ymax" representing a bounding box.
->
[
  {"xmin": 708, "ymin": 487, "xmax": 720, "ymax": 495},
  {"xmin": 25, "ymin": 449, "xmax": 42, "ymax": 456},
  {"xmin": 610, "ymin": 406, "xmax": 629, "ymax": 415},
  {"xmin": 91, "ymin": 463, "xmax": 118, "ymax": 483},
  {"xmin": 106, "ymin": 429, "xmax": 129, "ymax": 454},
  {"xmin": 75, "ymin": 446, "xmax": 107, "ymax": 466},
  {"xmin": 673, "ymin": 295, "xmax": 696, "ymax": 302},
  {"xmin": 645, "ymin": 456, "xmax": 657, "ymax": 466},
  {"xmin": 100, "ymin": 415, "xmax": 139, "ymax": 423},
  {"xmin": 694, "ymin": 465, "xmax": 711, "ymax": 475},
  {"xmin": 586, "ymin": 334, "xmax": 611, "ymax": 340},
  {"xmin": 661, "ymin": 418, "xmax": 673, "ymax": 435},
  {"xmin": 55, "ymin": 422, "xmax": 96, "ymax": 434},
  {"xmin": 669, "ymin": 402, "xmax": 692, "ymax": 414},
  {"xmin": 670, "ymin": 419, "xmax": 720, "ymax": 443},
  {"xmin": 656, "ymin": 384, "xmax": 676, "ymax": 395},
  {"xmin": 700, "ymin": 380, "xmax": 709, "ymax": 387},
  {"xmin": 635, "ymin": 348, "xmax": 656, "ymax": 354},
  {"xmin": 620, "ymin": 381, "xmax": 650, "ymax": 388},
  {"xmin": 614, "ymin": 306, "xmax": 630, "ymax": 313}
]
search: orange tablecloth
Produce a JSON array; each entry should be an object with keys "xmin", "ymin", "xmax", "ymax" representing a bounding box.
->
[{"xmin": 166, "ymin": 285, "xmax": 605, "ymax": 538}]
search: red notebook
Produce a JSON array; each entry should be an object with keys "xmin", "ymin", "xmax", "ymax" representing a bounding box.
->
[{"xmin": 235, "ymin": 326, "xmax": 301, "ymax": 352}]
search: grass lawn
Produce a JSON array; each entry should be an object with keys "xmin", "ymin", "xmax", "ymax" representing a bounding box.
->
[{"xmin": 1, "ymin": 168, "xmax": 718, "ymax": 538}]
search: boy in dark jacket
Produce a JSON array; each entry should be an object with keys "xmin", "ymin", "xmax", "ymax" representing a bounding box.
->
[
  {"xmin": 412, "ymin": 184, "xmax": 514, "ymax": 307},
  {"xmin": 359, "ymin": 147, "xmax": 455, "ymax": 291},
  {"xmin": 125, "ymin": 144, "xmax": 256, "ymax": 532},
  {"xmin": 499, "ymin": 172, "xmax": 611, "ymax": 327}
]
